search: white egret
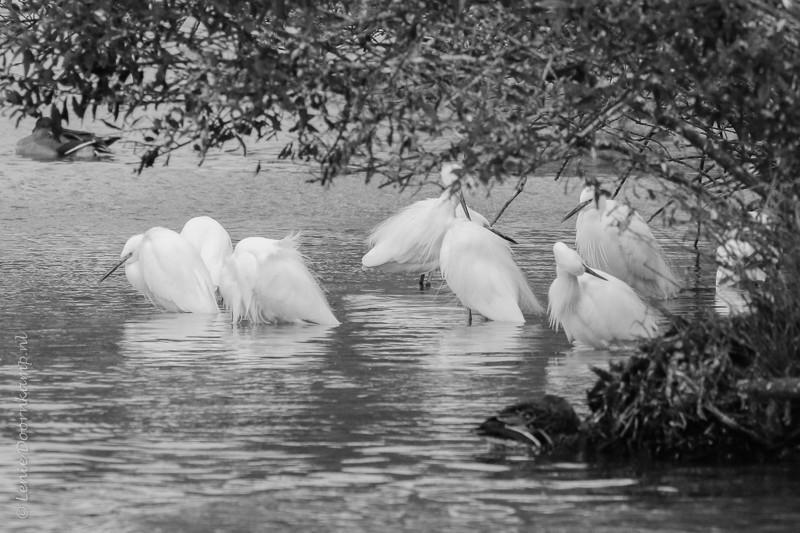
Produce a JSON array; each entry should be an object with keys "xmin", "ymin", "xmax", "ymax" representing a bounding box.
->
[
  {"xmin": 100, "ymin": 227, "xmax": 219, "ymax": 313},
  {"xmin": 440, "ymin": 218, "xmax": 544, "ymax": 323},
  {"xmin": 715, "ymin": 212, "xmax": 770, "ymax": 314},
  {"xmin": 548, "ymin": 242, "xmax": 658, "ymax": 348},
  {"xmin": 219, "ymin": 235, "xmax": 340, "ymax": 326},
  {"xmin": 715, "ymin": 211, "xmax": 770, "ymax": 288},
  {"xmin": 180, "ymin": 216, "xmax": 233, "ymax": 289},
  {"xmin": 563, "ymin": 186, "xmax": 680, "ymax": 299},
  {"xmin": 362, "ymin": 163, "xmax": 513, "ymax": 287}
]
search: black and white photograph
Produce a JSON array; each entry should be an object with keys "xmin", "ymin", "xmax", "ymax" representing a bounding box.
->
[{"xmin": 2, "ymin": 1, "xmax": 799, "ymax": 531}]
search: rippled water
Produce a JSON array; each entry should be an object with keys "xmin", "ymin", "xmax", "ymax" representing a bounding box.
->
[{"xmin": 2, "ymin": 116, "xmax": 799, "ymax": 532}]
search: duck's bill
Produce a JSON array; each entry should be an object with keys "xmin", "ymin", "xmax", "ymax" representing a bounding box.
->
[
  {"xmin": 99, "ymin": 254, "xmax": 131, "ymax": 282},
  {"xmin": 583, "ymin": 264, "xmax": 607, "ymax": 281},
  {"xmin": 561, "ymin": 199, "xmax": 593, "ymax": 223},
  {"xmin": 490, "ymin": 227, "xmax": 518, "ymax": 245}
]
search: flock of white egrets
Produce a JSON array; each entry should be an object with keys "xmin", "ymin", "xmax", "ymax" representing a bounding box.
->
[
  {"xmin": 100, "ymin": 163, "xmax": 690, "ymax": 349},
  {"xmin": 100, "ymin": 218, "xmax": 340, "ymax": 326}
]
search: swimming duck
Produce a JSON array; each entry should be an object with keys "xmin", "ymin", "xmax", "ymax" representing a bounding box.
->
[
  {"xmin": 477, "ymin": 395, "xmax": 582, "ymax": 452},
  {"xmin": 15, "ymin": 107, "xmax": 120, "ymax": 159}
]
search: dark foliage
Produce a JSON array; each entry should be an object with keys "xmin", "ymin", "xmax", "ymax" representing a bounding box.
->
[{"xmin": 587, "ymin": 315, "xmax": 800, "ymax": 460}]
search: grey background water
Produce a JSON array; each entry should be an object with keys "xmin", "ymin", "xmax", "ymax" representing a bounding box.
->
[{"xmin": 1, "ymin": 116, "xmax": 798, "ymax": 532}]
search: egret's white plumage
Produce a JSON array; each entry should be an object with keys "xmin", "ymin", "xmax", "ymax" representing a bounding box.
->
[
  {"xmin": 564, "ymin": 186, "xmax": 680, "ymax": 299},
  {"xmin": 100, "ymin": 227, "xmax": 219, "ymax": 313},
  {"xmin": 180, "ymin": 216, "xmax": 233, "ymax": 288},
  {"xmin": 362, "ymin": 195, "xmax": 459, "ymax": 274},
  {"xmin": 714, "ymin": 213, "xmax": 770, "ymax": 314},
  {"xmin": 361, "ymin": 163, "xmax": 494, "ymax": 277},
  {"xmin": 440, "ymin": 219, "xmax": 543, "ymax": 322},
  {"xmin": 219, "ymin": 235, "xmax": 340, "ymax": 326},
  {"xmin": 548, "ymin": 242, "xmax": 658, "ymax": 348},
  {"xmin": 716, "ymin": 238, "xmax": 766, "ymax": 288},
  {"xmin": 715, "ymin": 212, "xmax": 769, "ymax": 288}
]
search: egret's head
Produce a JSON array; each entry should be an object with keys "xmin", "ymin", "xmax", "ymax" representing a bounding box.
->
[
  {"xmin": 553, "ymin": 242, "xmax": 607, "ymax": 280},
  {"xmin": 562, "ymin": 186, "xmax": 609, "ymax": 223},
  {"xmin": 553, "ymin": 242, "xmax": 584, "ymax": 276},
  {"xmin": 440, "ymin": 163, "xmax": 464, "ymax": 187},
  {"xmin": 578, "ymin": 186, "xmax": 595, "ymax": 204},
  {"xmin": 100, "ymin": 233, "xmax": 143, "ymax": 282},
  {"xmin": 120, "ymin": 234, "xmax": 144, "ymax": 261}
]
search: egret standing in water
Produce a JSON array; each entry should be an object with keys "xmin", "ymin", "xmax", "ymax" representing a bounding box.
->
[
  {"xmin": 180, "ymin": 216, "xmax": 233, "ymax": 290},
  {"xmin": 562, "ymin": 186, "xmax": 680, "ymax": 299},
  {"xmin": 548, "ymin": 242, "xmax": 658, "ymax": 348},
  {"xmin": 100, "ymin": 227, "xmax": 219, "ymax": 313},
  {"xmin": 219, "ymin": 235, "xmax": 340, "ymax": 326},
  {"xmin": 362, "ymin": 163, "xmax": 513, "ymax": 288},
  {"xmin": 440, "ymin": 219, "xmax": 543, "ymax": 323}
]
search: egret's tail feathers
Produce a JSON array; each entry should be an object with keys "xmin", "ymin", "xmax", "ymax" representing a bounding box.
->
[
  {"xmin": 251, "ymin": 254, "xmax": 340, "ymax": 325},
  {"xmin": 277, "ymin": 232, "xmax": 303, "ymax": 251}
]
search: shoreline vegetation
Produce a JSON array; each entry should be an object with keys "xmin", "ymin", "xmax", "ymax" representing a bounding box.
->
[{"xmin": 3, "ymin": 0, "xmax": 799, "ymax": 461}]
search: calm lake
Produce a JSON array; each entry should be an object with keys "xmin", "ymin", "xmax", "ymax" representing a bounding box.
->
[{"xmin": 2, "ymin": 116, "xmax": 799, "ymax": 532}]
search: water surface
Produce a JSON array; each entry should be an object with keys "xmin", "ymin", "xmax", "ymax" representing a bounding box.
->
[{"xmin": 1, "ymin": 117, "xmax": 798, "ymax": 532}]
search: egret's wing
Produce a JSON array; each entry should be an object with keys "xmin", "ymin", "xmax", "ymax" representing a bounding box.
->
[
  {"xmin": 441, "ymin": 221, "xmax": 542, "ymax": 322},
  {"xmin": 251, "ymin": 238, "xmax": 339, "ymax": 325},
  {"xmin": 606, "ymin": 203, "xmax": 680, "ymax": 298},
  {"xmin": 363, "ymin": 197, "xmax": 453, "ymax": 272},
  {"xmin": 574, "ymin": 209, "xmax": 616, "ymax": 273},
  {"xmin": 578, "ymin": 271, "xmax": 658, "ymax": 341},
  {"xmin": 139, "ymin": 231, "xmax": 218, "ymax": 313},
  {"xmin": 219, "ymin": 252, "xmax": 257, "ymax": 322},
  {"xmin": 181, "ymin": 217, "xmax": 233, "ymax": 287}
]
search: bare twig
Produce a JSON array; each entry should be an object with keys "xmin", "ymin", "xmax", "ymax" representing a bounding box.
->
[
  {"xmin": 491, "ymin": 175, "xmax": 527, "ymax": 226},
  {"xmin": 553, "ymin": 155, "xmax": 572, "ymax": 181},
  {"xmin": 647, "ymin": 200, "xmax": 673, "ymax": 223}
]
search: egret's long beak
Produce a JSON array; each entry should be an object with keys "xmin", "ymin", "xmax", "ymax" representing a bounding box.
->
[
  {"xmin": 490, "ymin": 227, "xmax": 518, "ymax": 245},
  {"xmin": 460, "ymin": 195, "xmax": 473, "ymax": 222},
  {"xmin": 99, "ymin": 253, "xmax": 132, "ymax": 282},
  {"xmin": 561, "ymin": 199, "xmax": 592, "ymax": 223},
  {"xmin": 583, "ymin": 264, "xmax": 607, "ymax": 281}
]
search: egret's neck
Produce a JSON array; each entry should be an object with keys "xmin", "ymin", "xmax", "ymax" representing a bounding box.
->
[{"xmin": 555, "ymin": 267, "xmax": 582, "ymax": 307}]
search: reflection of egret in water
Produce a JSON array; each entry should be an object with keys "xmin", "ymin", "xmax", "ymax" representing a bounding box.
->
[
  {"xmin": 118, "ymin": 313, "xmax": 230, "ymax": 365},
  {"xmin": 119, "ymin": 312, "xmax": 336, "ymax": 367},
  {"xmin": 545, "ymin": 346, "xmax": 622, "ymax": 416},
  {"xmin": 225, "ymin": 323, "xmax": 337, "ymax": 366},
  {"xmin": 436, "ymin": 321, "xmax": 537, "ymax": 358},
  {"xmin": 344, "ymin": 292, "xmax": 465, "ymax": 356}
]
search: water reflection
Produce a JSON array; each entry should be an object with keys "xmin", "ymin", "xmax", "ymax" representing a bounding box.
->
[
  {"xmin": 118, "ymin": 312, "xmax": 338, "ymax": 365},
  {"xmin": 118, "ymin": 313, "xmax": 229, "ymax": 363},
  {"xmin": 546, "ymin": 347, "xmax": 621, "ymax": 415},
  {"xmin": 436, "ymin": 321, "xmax": 532, "ymax": 357}
]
